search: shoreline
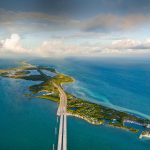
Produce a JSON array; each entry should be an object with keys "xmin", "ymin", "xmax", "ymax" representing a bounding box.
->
[
  {"xmin": 67, "ymin": 112, "xmax": 104, "ymax": 125},
  {"xmin": 139, "ymin": 131, "xmax": 150, "ymax": 139},
  {"xmin": 139, "ymin": 135, "xmax": 150, "ymax": 139},
  {"xmin": 67, "ymin": 112, "xmax": 138, "ymax": 133}
]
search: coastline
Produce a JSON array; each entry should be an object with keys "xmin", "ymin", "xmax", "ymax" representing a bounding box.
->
[
  {"xmin": 139, "ymin": 135, "xmax": 150, "ymax": 139},
  {"xmin": 67, "ymin": 112, "xmax": 138, "ymax": 133},
  {"xmin": 67, "ymin": 112, "xmax": 104, "ymax": 125}
]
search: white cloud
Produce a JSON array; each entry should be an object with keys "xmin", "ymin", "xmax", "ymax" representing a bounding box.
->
[
  {"xmin": 111, "ymin": 39, "xmax": 150, "ymax": 50},
  {"xmin": 0, "ymin": 34, "xmax": 150, "ymax": 58},
  {"xmin": 112, "ymin": 39, "xmax": 141, "ymax": 49},
  {"xmin": 36, "ymin": 39, "xmax": 99, "ymax": 57},
  {"xmin": 0, "ymin": 34, "xmax": 28, "ymax": 54},
  {"xmin": 100, "ymin": 39, "xmax": 150, "ymax": 56}
]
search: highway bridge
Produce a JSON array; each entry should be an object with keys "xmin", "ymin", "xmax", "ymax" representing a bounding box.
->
[
  {"xmin": 37, "ymin": 69, "xmax": 67, "ymax": 150},
  {"xmin": 53, "ymin": 83, "xmax": 67, "ymax": 150}
]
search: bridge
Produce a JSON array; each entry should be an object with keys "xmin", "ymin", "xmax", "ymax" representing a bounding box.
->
[
  {"xmin": 37, "ymin": 69, "xmax": 67, "ymax": 150},
  {"xmin": 53, "ymin": 83, "xmax": 67, "ymax": 150}
]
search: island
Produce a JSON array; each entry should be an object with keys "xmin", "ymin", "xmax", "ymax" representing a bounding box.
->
[
  {"xmin": 0, "ymin": 62, "xmax": 150, "ymax": 135},
  {"xmin": 139, "ymin": 131, "xmax": 150, "ymax": 139}
]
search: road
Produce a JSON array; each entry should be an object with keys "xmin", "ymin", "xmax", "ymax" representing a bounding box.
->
[{"xmin": 53, "ymin": 82, "xmax": 67, "ymax": 150}]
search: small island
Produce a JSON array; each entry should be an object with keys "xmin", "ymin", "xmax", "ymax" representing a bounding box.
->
[
  {"xmin": 0, "ymin": 62, "xmax": 150, "ymax": 135},
  {"xmin": 139, "ymin": 131, "xmax": 150, "ymax": 139}
]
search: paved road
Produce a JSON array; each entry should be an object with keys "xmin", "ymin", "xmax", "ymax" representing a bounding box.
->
[{"xmin": 53, "ymin": 83, "xmax": 67, "ymax": 150}]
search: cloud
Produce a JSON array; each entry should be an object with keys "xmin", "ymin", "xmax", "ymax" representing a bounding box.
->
[
  {"xmin": 0, "ymin": 34, "xmax": 95, "ymax": 57},
  {"xmin": 36, "ymin": 39, "xmax": 101, "ymax": 57},
  {"xmin": 1, "ymin": 0, "xmax": 150, "ymax": 18},
  {"xmin": 111, "ymin": 39, "xmax": 150, "ymax": 50},
  {"xmin": 0, "ymin": 34, "xmax": 150, "ymax": 58},
  {"xmin": 0, "ymin": 9, "xmax": 80, "ymax": 33},
  {"xmin": 99, "ymin": 39, "xmax": 150, "ymax": 56},
  {"xmin": 0, "ymin": 34, "xmax": 104, "ymax": 57},
  {"xmin": 1, "ymin": 9, "xmax": 150, "ymax": 34},
  {"xmin": 82, "ymin": 14, "xmax": 150, "ymax": 32},
  {"xmin": 0, "ymin": 34, "xmax": 28, "ymax": 54}
]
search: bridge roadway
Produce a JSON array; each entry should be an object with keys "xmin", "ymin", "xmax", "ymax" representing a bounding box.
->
[{"xmin": 53, "ymin": 83, "xmax": 67, "ymax": 150}]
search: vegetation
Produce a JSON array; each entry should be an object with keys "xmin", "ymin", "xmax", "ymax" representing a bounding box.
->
[{"xmin": 142, "ymin": 131, "xmax": 150, "ymax": 135}]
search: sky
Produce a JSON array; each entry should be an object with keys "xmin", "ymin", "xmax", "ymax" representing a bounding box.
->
[{"xmin": 0, "ymin": 0, "xmax": 150, "ymax": 58}]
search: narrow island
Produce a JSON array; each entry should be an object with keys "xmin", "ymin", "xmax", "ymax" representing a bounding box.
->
[{"xmin": 0, "ymin": 62, "xmax": 150, "ymax": 136}]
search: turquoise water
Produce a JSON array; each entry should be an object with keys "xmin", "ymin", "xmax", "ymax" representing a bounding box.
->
[{"xmin": 0, "ymin": 58, "xmax": 150, "ymax": 150}]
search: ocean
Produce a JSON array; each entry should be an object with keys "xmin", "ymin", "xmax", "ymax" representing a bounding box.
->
[{"xmin": 0, "ymin": 58, "xmax": 150, "ymax": 150}]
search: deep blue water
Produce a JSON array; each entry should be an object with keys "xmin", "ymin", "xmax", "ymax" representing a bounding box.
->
[{"xmin": 0, "ymin": 58, "xmax": 150, "ymax": 150}]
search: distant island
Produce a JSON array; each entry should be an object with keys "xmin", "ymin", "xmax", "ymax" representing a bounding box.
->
[
  {"xmin": 0, "ymin": 62, "xmax": 150, "ymax": 136},
  {"xmin": 139, "ymin": 131, "xmax": 150, "ymax": 139}
]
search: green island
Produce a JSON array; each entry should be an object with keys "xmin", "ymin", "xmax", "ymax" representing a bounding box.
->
[{"xmin": 0, "ymin": 62, "xmax": 150, "ymax": 134}]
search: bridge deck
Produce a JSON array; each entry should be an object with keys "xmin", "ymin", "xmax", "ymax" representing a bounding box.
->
[{"xmin": 54, "ymin": 83, "xmax": 67, "ymax": 150}]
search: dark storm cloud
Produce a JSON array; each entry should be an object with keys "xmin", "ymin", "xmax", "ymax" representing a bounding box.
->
[
  {"xmin": 1, "ymin": 0, "xmax": 150, "ymax": 33},
  {"xmin": 1, "ymin": 9, "xmax": 150, "ymax": 34},
  {"xmin": 0, "ymin": 9, "xmax": 80, "ymax": 33},
  {"xmin": 1, "ymin": 0, "xmax": 150, "ymax": 16}
]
